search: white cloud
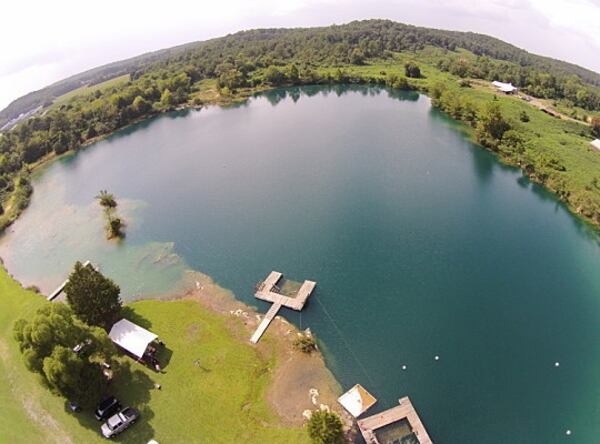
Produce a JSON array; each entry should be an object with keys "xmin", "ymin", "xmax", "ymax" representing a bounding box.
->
[
  {"xmin": 529, "ymin": 0, "xmax": 600, "ymax": 48},
  {"xmin": 0, "ymin": 0, "xmax": 598, "ymax": 110}
]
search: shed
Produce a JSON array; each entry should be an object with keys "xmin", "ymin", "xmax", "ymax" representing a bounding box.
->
[
  {"xmin": 492, "ymin": 81, "xmax": 517, "ymax": 94},
  {"xmin": 108, "ymin": 319, "xmax": 158, "ymax": 359},
  {"xmin": 338, "ymin": 384, "xmax": 377, "ymax": 417},
  {"xmin": 591, "ymin": 139, "xmax": 600, "ymax": 151}
]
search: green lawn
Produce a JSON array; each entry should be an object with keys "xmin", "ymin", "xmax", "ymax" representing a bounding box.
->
[
  {"xmin": 0, "ymin": 267, "xmax": 310, "ymax": 443},
  {"xmin": 51, "ymin": 75, "xmax": 130, "ymax": 109}
]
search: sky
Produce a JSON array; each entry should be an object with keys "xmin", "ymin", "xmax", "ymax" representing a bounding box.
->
[{"xmin": 1, "ymin": 0, "xmax": 599, "ymax": 110}]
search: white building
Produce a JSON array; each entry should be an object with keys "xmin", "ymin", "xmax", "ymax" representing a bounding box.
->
[
  {"xmin": 591, "ymin": 139, "xmax": 600, "ymax": 151},
  {"xmin": 108, "ymin": 319, "xmax": 158, "ymax": 358},
  {"xmin": 492, "ymin": 81, "xmax": 518, "ymax": 94}
]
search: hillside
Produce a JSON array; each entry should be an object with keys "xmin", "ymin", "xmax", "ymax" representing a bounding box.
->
[
  {"xmin": 2, "ymin": 19, "xmax": 599, "ymax": 128},
  {"xmin": 0, "ymin": 19, "xmax": 599, "ymax": 231},
  {"xmin": 0, "ymin": 43, "xmax": 194, "ymax": 129}
]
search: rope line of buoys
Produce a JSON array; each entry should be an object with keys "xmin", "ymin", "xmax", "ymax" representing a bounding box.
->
[{"xmin": 314, "ymin": 296, "xmax": 377, "ymax": 389}]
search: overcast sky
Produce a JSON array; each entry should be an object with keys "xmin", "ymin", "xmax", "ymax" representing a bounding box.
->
[{"xmin": 1, "ymin": 0, "xmax": 599, "ymax": 110}]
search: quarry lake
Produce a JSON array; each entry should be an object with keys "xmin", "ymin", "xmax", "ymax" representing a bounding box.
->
[{"xmin": 1, "ymin": 85, "xmax": 599, "ymax": 443}]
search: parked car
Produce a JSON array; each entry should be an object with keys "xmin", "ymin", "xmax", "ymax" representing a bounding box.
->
[
  {"xmin": 94, "ymin": 396, "xmax": 121, "ymax": 421},
  {"xmin": 101, "ymin": 407, "xmax": 139, "ymax": 438}
]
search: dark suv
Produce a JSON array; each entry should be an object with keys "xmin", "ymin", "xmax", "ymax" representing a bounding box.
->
[{"xmin": 94, "ymin": 396, "xmax": 121, "ymax": 421}]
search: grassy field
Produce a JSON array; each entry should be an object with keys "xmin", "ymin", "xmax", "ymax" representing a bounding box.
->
[
  {"xmin": 0, "ymin": 267, "xmax": 310, "ymax": 443},
  {"xmin": 51, "ymin": 75, "xmax": 130, "ymax": 109}
]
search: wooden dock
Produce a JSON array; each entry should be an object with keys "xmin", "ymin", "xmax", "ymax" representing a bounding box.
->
[
  {"xmin": 250, "ymin": 302, "xmax": 282, "ymax": 344},
  {"xmin": 250, "ymin": 271, "xmax": 316, "ymax": 343},
  {"xmin": 357, "ymin": 397, "xmax": 433, "ymax": 444},
  {"xmin": 254, "ymin": 271, "xmax": 316, "ymax": 311},
  {"xmin": 47, "ymin": 260, "xmax": 93, "ymax": 301}
]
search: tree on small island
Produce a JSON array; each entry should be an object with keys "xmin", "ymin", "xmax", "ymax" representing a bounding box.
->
[
  {"xmin": 307, "ymin": 410, "xmax": 345, "ymax": 444},
  {"xmin": 96, "ymin": 190, "xmax": 117, "ymax": 209},
  {"xmin": 106, "ymin": 215, "xmax": 124, "ymax": 239},
  {"xmin": 96, "ymin": 190, "xmax": 125, "ymax": 239},
  {"xmin": 13, "ymin": 303, "xmax": 119, "ymax": 408},
  {"xmin": 64, "ymin": 261, "xmax": 122, "ymax": 330}
]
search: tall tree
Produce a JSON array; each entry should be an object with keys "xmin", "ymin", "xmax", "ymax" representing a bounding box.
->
[
  {"xmin": 307, "ymin": 410, "xmax": 344, "ymax": 444},
  {"xmin": 64, "ymin": 261, "xmax": 122, "ymax": 330},
  {"xmin": 476, "ymin": 101, "xmax": 511, "ymax": 149},
  {"xmin": 160, "ymin": 89, "xmax": 175, "ymax": 108},
  {"xmin": 404, "ymin": 62, "xmax": 421, "ymax": 78},
  {"xmin": 13, "ymin": 303, "xmax": 118, "ymax": 407}
]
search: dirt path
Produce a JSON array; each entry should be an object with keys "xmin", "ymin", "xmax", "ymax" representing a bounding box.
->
[
  {"xmin": 524, "ymin": 94, "xmax": 586, "ymax": 124},
  {"xmin": 470, "ymin": 79, "xmax": 589, "ymax": 125}
]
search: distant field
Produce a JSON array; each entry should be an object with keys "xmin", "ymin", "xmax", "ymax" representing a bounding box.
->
[
  {"xmin": 0, "ymin": 268, "xmax": 310, "ymax": 444},
  {"xmin": 51, "ymin": 75, "xmax": 130, "ymax": 109}
]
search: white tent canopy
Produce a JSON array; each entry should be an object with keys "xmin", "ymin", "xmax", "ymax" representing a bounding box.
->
[
  {"xmin": 338, "ymin": 384, "xmax": 377, "ymax": 418},
  {"xmin": 109, "ymin": 319, "xmax": 158, "ymax": 358},
  {"xmin": 591, "ymin": 139, "xmax": 600, "ymax": 151}
]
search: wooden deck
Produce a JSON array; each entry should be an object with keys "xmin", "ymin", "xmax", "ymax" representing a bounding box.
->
[
  {"xmin": 254, "ymin": 271, "xmax": 316, "ymax": 311},
  {"xmin": 357, "ymin": 397, "xmax": 433, "ymax": 444},
  {"xmin": 47, "ymin": 260, "xmax": 93, "ymax": 301},
  {"xmin": 250, "ymin": 271, "xmax": 316, "ymax": 343}
]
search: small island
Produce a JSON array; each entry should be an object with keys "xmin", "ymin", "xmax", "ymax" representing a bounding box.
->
[{"xmin": 96, "ymin": 190, "xmax": 125, "ymax": 239}]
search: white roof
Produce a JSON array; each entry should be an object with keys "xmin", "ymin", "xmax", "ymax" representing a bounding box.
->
[
  {"xmin": 338, "ymin": 384, "xmax": 377, "ymax": 417},
  {"xmin": 108, "ymin": 319, "xmax": 157, "ymax": 358},
  {"xmin": 591, "ymin": 139, "xmax": 600, "ymax": 151},
  {"xmin": 492, "ymin": 81, "xmax": 517, "ymax": 92}
]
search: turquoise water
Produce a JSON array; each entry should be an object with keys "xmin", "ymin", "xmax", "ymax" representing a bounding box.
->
[{"xmin": 2, "ymin": 85, "xmax": 600, "ymax": 443}]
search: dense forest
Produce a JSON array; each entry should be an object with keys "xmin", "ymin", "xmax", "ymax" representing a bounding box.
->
[
  {"xmin": 3, "ymin": 19, "xmax": 600, "ymax": 129},
  {"xmin": 0, "ymin": 19, "xmax": 599, "ymax": 229}
]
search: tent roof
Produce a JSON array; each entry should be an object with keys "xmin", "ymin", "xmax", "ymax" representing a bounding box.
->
[
  {"xmin": 338, "ymin": 384, "xmax": 377, "ymax": 417},
  {"xmin": 492, "ymin": 81, "xmax": 517, "ymax": 92},
  {"xmin": 108, "ymin": 319, "xmax": 157, "ymax": 358},
  {"xmin": 591, "ymin": 139, "xmax": 600, "ymax": 151}
]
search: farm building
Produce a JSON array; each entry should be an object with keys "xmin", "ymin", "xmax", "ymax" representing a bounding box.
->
[{"xmin": 492, "ymin": 81, "xmax": 518, "ymax": 94}]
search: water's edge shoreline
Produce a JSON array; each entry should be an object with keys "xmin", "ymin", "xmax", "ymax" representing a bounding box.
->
[
  {"xmin": 2, "ymin": 80, "xmax": 598, "ymax": 236},
  {"xmin": 2, "ymin": 261, "xmax": 356, "ymax": 436},
  {"xmin": 174, "ymin": 270, "xmax": 355, "ymax": 430}
]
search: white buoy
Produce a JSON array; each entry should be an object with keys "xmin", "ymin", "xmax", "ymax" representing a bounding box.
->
[
  {"xmin": 434, "ymin": 355, "xmax": 440, "ymax": 361},
  {"xmin": 402, "ymin": 365, "xmax": 407, "ymax": 370},
  {"xmin": 566, "ymin": 430, "xmax": 571, "ymax": 436},
  {"xmin": 555, "ymin": 362, "xmax": 560, "ymax": 367}
]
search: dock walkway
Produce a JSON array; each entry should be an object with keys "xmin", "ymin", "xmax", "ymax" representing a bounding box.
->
[
  {"xmin": 250, "ymin": 302, "xmax": 282, "ymax": 344},
  {"xmin": 250, "ymin": 271, "xmax": 316, "ymax": 343},
  {"xmin": 47, "ymin": 260, "xmax": 93, "ymax": 301}
]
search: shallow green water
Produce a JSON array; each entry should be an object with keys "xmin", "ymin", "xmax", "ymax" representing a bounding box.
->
[{"xmin": 2, "ymin": 85, "xmax": 600, "ymax": 443}]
